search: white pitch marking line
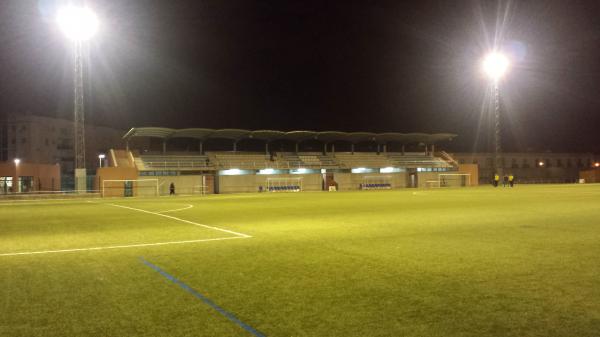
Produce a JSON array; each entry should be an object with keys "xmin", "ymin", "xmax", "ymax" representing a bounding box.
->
[
  {"xmin": 0, "ymin": 236, "xmax": 246, "ymax": 257},
  {"xmin": 157, "ymin": 204, "xmax": 194, "ymax": 213},
  {"xmin": 108, "ymin": 203, "xmax": 252, "ymax": 238}
]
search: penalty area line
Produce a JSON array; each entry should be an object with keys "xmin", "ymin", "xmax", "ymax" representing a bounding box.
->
[
  {"xmin": 158, "ymin": 204, "xmax": 194, "ymax": 213},
  {"xmin": 0, "ymin": 236, "xmax": 246, "ymax": 257},
  {"xmin": 108, "ymin": 203, "xmax": 251, "ymax": 238}
]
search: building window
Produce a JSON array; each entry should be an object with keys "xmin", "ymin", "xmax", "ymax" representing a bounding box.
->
[
  {"xmin": 545, "ymin": 159, "xmax": 552, "ymax": 168},
  {"xmin": 511, "ymin": 158, "xmax": 518, "ymax": 168},
  {"xmin": 566, "ymin": 159, "xmax": 572, "ymax": 168},
  {"xmin": 556, "ymin": 159, "xmax": 563, "ymax": 167},
  {"xmin": 522, "ymin": 159, "xmax": 530, "ymax": 168}
]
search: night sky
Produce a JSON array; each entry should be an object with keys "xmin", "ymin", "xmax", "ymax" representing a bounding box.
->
[{"xmin": 1, "ymin": 0, "xmax": 599, "ymax": 153}]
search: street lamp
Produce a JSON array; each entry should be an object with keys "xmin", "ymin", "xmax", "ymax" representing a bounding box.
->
[
  {"xmin": 482, "ymin": 51, "xmax": 510, "ymax": 176},
  {"xmin": 57, "ymin": 6, "xmax": 99, "ymax": 192},
  {"xmin": 98, "ymin": 154, "xmax": 106, "ymax": 168},
  {"xmin": 13, "ymin": 158, "xmax": 20, "ymax": 193}
]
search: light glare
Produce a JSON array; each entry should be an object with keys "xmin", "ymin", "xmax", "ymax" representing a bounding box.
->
[
  {"xmin": 482, "ymin": 52, "xmax": 509, "ymax": 80},
  {"xmin": 57, "ymin": 6, "xmax": 99, "ymax": 41}
]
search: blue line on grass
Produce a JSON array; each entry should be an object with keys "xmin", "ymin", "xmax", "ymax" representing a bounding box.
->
[{"xmin": 140, "ymin": 257, "xmax": 266, "ymax": 337}]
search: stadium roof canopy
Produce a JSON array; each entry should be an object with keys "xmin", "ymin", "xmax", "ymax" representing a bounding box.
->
[{"xmin": 123, "ymin": 127, "xmax": 456, "ymax": 144}]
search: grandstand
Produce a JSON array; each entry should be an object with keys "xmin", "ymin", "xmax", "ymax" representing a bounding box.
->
[{"xmin": 94, "ymin": 128, "xmax": 468, "ymax": 195}]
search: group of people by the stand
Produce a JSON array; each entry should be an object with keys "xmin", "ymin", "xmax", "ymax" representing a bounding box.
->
[{"xmin": 493, "ymin": 174, "xmax": 515, "ymax": 187}]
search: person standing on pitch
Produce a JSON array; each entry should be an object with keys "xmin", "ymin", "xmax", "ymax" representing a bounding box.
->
[
  {"xmin": 494, "ymin": 173, "xmax": 500, "ymax": 187},
  {"xmin": 503, "ymin": 175, "xmax": 509, "ymax": 187},
  {"xmin": 509, "ymin": 174, "xmax": 515, "ymax": 187},
  {"xmin": 169, "ymin": 182, "xmax": 175, "ymax": 195}
]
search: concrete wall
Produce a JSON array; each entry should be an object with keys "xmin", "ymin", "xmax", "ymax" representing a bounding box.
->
[
  {"xmin": 580, "ymin": 169, "xmax": 600, "ymax": 183},
  {"xmin": 217, "ymin": 174, "xmax": 323, "ymax": 194},
  {"xmin": 95, "ymin": 167, "xmax": 138, "ymax": 197},
  {"xmin": 334, "ymin": 172, "xmax": 407, "ymax": 191},
  {"xmin": 417, "ymin": 172, "xmax": 439, "ymax": 187},
  {"xmin": 156, "ymin": 175, "xmax": 214, "ymax": 195},
  {"xmin": 0, "ymin": 162, "xmax": 60, "ymax": 193},
  {"xmin": 458, "ymin": 164, "xmax": 479, "ymax": 186}
]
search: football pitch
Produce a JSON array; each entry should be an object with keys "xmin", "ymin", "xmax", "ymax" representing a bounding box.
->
[{"xmin": 2, "ymin": 185, "xmax": 600, "ymax": 337}]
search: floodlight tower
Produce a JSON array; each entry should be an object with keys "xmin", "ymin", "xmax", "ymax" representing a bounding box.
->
[
  {"xmin": 482, "ymin": 52, "xmax": 509, "ymax": 177},
  {"xmin": 57, "ymin": 5, "xmax": 99, "ymax": 191}
]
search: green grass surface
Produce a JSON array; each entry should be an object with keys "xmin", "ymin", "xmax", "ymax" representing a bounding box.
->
[{"xmin": 1, "ymin": 185, "xmax": 600, "ymax": 336}]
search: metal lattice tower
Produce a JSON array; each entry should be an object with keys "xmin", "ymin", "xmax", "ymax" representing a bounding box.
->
[
  {"xmin": 493, "ymin": 81, "xmax": 502, "ymax": 176},
  {"xmin": 74, "ymin": 42, "xmax": 86, "ymax": 170}
]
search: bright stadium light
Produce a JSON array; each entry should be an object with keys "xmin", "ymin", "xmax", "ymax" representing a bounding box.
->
[
  {"xmin": 482, "ymin": 52, "xmax": 509, "ymax": 81},
  {"xmin": 14, "ymin": 158, "xmax": 20, "ymax": 165},
  {"xmin": 57, "ymin": 5, "xmax": 99, "ymax": 192},
  {"xmin": 594, "ymin": 162, "xmax": 599, "ymax": 168},
  {"xmin": 57, "ymin": 6, "xmax": 99, "ymax": 41},
  {"xmin": 258, "ymin": 168, "xmax": 275, "ymax": 175},
  {"xmin": 482, "ymin": 51, "xmax": 510, "ymax": 178}
]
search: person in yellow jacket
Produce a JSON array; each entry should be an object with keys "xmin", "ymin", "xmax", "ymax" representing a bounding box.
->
[
  {"xmin": 509, "ymin": 174, "xmax": 515, "ymax": 187},
  {"xmin": 493, "ymin": 174, "xmax": 500, "ymax": 187}
]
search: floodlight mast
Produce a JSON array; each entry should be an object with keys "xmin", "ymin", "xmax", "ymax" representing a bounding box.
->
[
  {"xmin": 482, "ymin": 52, "xmax": 509, "ymax": 177},
  {"xmin": 57, "ymin": 6, "xmax": 98, "ymax": 192}
]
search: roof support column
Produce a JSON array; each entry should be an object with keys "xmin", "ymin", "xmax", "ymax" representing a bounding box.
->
[
  {"xmin": 402, "ymin": 144, "xmax": 405, "ymax": 156},
  {"xmin": 431, "ymin": 144, "xmax": 435, "ymax": 157},
  {"xmin": 351, "ymin": 144, "xmax": 355, "ymax": 154},
  {"xmin": 295, "ymin": 142, "xmax": 299, "ymax": 154},
  {"xmin": 199, "ymin": 141, "xmax": 203, "ymax": 155},
  {"xmin": 162, "ymin": 140, "xmax": 166, "ymax": 154},
  {"xmin": 383, "ymin": 144, "xmax": 387, "ymax": 153},
  {"xmin": 125, "ymin": 140, "xmax": 129, "ymax": 152},
  {"xmin": 265, "ymin": 142, "xmax": 269, "ymax": 155},
  {"xmin": 331, "ymin": 143, "xmax": 335, "ymax": 154},
  {"xmin": 323, "ymin": 143, "xmax": 327, "ymax": 155},
  {"xmin": 376, "ymin": 144, "xmax": 380, "ymax": 155}
]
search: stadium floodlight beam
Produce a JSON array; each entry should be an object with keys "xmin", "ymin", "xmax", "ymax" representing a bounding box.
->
[
  {"xmin": 57, "ymin": 6, "xmax": 99, "ymax": 41},
  {"xmin": 57, "ymin": 6, "xmax": 99, "ymax": 192},
  {"xmin": 482, "ymin": 51, "xmax": 510, "ymax": 177},
  {"xmin": 482, "ymin": 52, "xmax": 509, "ymax": 81}
]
